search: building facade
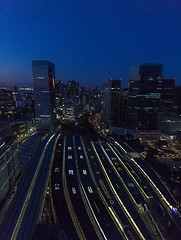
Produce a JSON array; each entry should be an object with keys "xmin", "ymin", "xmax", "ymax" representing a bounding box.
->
[
  {"xmin": 32, "ymin": 60, "xmax": 56, "ymax": 130},
  {"xmin": 0, "ymin": 89, "xmax": 16, "ymax": 121},
  {"xmin": 63, "ymin": 104, "xmax": 75, "ymax": 121},
  {"xmin": 158, "ymin": 112, "xmax": 181, "ymax": 139},
  {"xmin": 128, "ymin": 63, "xmax": 163, "ymax": 130},
  {"xmin": 0, "ymin": 137, "xmax": 19, "ymax": 206},
  {"xmin": 102, "ymin": 79, "xmax": 122, "ymax": 127},
  {"xmin": 173, "ymin": 86, "xmax": 181, "ymax": 115},
  {"xmin": 158, "ymin": 78, "xmax": 175, "ymax": 112}
]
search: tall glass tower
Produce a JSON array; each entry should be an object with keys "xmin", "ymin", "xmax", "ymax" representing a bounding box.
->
[
  {"xmin": 32, "ymin": 60, "xmax": 55, "ymax": 130},
  {"xmin": 102, "ymin": 79, "xmax": 122, "ymax": 127},
  {"xmin": 128, "ymin": 63, "xmax": 163, "ymax": 129}
]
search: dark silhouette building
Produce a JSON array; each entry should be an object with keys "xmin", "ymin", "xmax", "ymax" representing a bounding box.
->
[
  {"xmin": 0, "ymin": 136, "xmax": 19, "ymax": 206},
  {"xmin": 65, "ymin": 81, "xmax": 79, "ymax": 103},
  {"xmin": 158, "ymin": 78, "xmax": 175, "ymax": 112},
  {"xmin": 0, "ymin": 89, "xmax": 15, "ymax": 121},
  {"xmin": 55, "ymin": 80, "xmax": 64, "ymax": 121},
  {"xmin": 128, "ymin": 63, "xmax": 163, "ymax": 129},
  {"xmin": 173, "ymin": 86, "xmax": 181, "ymax": 114},
  {"xmin": 102, "ymin": 79, "xmax": 122, "ymax": 127},
  {"xmin": 32, "ymin": 60, "xmax": 56, "ymax": 130}
]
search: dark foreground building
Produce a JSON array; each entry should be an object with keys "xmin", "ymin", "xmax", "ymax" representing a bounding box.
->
[{"xmin": 0, "ymin": 137, "xmax": 19, "ymax": 206}]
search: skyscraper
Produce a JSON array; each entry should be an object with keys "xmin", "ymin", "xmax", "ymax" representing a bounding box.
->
[
  {"xmin": 158, "ymin": 78, "xmax": 175, "ymax": 112},
  {"xmin": 128, "ymin": 63, "xmax": 162, "ymax": 129},
  {"xmin": 102, "ymin": 79, "xmax": 122, "ymax": 127},
  {"xmin": 54, "ymin": 80, "xmax": 64, "ymax": 122},
  {"xmin": 32, "ymin": 60, "xmax": 55, "ymax": 130}
]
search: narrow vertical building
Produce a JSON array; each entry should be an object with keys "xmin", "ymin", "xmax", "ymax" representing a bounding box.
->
[
  {"xmin": 32, "ymin": 60, "xmax": 55, "ymax": 130},
  {"xmin": 102, "ymin": 79, "xmax": 122, "ymax": 127},
  {"xmin": 158, "ymin": 78, "xmax": 175, "ymax": 112}
]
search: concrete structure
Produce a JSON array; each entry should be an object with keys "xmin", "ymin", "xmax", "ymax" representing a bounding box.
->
[
  {"xmin": 134, "ymin": 129, "xmax": 161, "ymax": 140},
  {"xmin": 110, "ymin": 126, "xmax": 160, "ymax": 140},
  {"xmin": 109, "ymin": 126, "xmax": 135, "ymax": 136}
]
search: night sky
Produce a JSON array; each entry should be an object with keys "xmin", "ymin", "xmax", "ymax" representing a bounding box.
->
[{"xmin": 1, "ymin": 0, "xmax": 181, "ymax": 87}]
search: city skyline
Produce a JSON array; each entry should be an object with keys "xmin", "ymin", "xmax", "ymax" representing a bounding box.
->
[
  {"xmin": 0, "ymin": 60, "xmax": 179, "ymax": 89},
  {"xmin": 1, "ymin": 0, "xmax": 181, "ymax": 87}
]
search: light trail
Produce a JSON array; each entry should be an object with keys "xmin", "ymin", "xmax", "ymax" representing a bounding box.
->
[
  {"xmin": 115, "ymin": 141, "xmax": 180, "ymax": 216},
  {"xmin": 92, "ymin": 141, "xmax": 146, "ymax": 240}
]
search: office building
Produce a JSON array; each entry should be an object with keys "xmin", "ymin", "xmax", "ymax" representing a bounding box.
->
[
  {"xmin": 120, "ymin": 89, "xmax": 128, "ymax": 127},
  {"xmin": 173, "ymin": 86, "xmax": 181, "ymax": 114},
  {"xmin": 128, "ymin": 63, "xmax": 162, "ymax": 130},
  {"xmin": 102, "ymin": 79, "xmax": 122, "ymax": 127},
  {"xmin": 63, "ymin": 104, "xmax": 75, "ymax": 121},
  {"xmin": 0, "ymin": 89, "xmax": 16, "ymax": 120},
  {"xmin": 158, "ymin": 78, "xmax": 175, "ymax": 112},
  {"xmin": 65, "ymin": 80, "xmax": 79, "ymax": 102},
  {"xmin": 55, "ymin": 80, "xmax": 64, "ymax": 121},
  {"xmin": 158, "ymin": 112, "xmax": 181, "ymax": 140},
  {"xmin": 32, "ymin": 60, "xmax": 55, "ymax": 130}
]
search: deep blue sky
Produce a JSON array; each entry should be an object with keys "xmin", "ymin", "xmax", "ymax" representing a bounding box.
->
[{"xmin": 1, "ymin": 0, "xmax": 181, "ymax": 87}]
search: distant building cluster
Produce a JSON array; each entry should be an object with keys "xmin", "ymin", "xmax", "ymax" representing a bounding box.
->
[
  {"xmin": 1, "ymin": 60, "xmax": 181, "ymax": 141},
  {"xmin": 0, "ymin": 86, "xmax": 35, "ymax": 207},
  {"xmin": 32, "ymin": 60, "xmax": 102, "ymax": 129},
  {"xmin": 1, "ymin": 59, "xmax": 181, "ymax": 207},
  {"xmin": 31, "ymin": 60, "xmax": 181, "ymax": 141},
  {"xmin": 101, "ymin": 63, "xmax": 181, "ymax": 141},
  {"xmin": 0, "ymin": 86, "xmax": 34, "ymax": 138}
]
